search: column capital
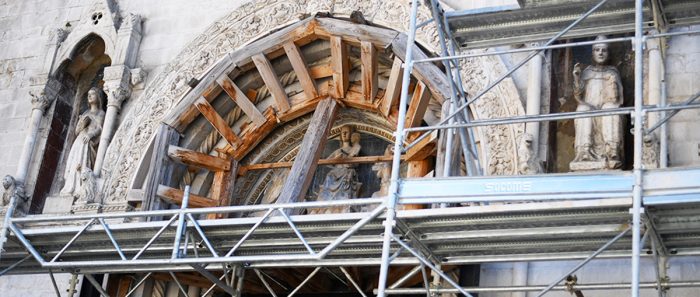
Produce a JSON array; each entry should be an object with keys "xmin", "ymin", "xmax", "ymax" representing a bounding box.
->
[
  {"xmin": 103, "ymin": 84, "xmax": 131, "ymax": 109},
  {"xmin": 47, "ymin": 28, "xmax": 68, "ymax": 46},
  {"xmin": 29, "ymin": 90, "xmax": 52, "ymax": 114}
]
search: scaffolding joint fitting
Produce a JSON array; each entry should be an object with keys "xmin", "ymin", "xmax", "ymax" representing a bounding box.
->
[{"xmin": 629, "ymin": 207, "xmax": 645, "ymax": 214}]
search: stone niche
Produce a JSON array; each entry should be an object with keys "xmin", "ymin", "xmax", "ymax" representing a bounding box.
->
[
  {"xmin": 40, "ymin": 35, "xmax": 111, "ymax": 215},
  {"xmin": 549, "ymin": 35, "xmax": 636, "ymax": 173}
]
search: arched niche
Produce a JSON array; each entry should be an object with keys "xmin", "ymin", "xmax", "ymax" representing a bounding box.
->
[
  {"xmin": 100, "ymin": 0, "xmax": 526, "ymax": 208},
  {"xmin": 35, "ymin": 34, "xmax": 111, "ymax": 214}
]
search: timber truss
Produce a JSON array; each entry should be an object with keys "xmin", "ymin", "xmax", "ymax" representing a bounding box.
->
[{"xmin": 3, "ymin": 0, "xmax": 700, "ymax": 297}]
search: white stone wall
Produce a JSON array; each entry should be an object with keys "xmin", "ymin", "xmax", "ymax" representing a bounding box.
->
[
  {"xmin": 480, "ymin": 257, "xmax": 700, "ymax": 297},
  {"xmin": 666, "ymin": 25, "xmax": 700, "ymax": 167},
  {"xmin": 0, "ymin": 273, "xmax": 81, "ymax": 297}
]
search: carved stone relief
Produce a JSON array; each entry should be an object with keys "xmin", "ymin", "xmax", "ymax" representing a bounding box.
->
[{"xmin": 101, "ymin": 0, "xmax": 526, "ymax": 206}]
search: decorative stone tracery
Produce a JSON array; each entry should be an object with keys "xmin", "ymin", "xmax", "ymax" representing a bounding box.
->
[{"xmin": 100, "ymin": 0, "xmax": 526, "ymax": 207}]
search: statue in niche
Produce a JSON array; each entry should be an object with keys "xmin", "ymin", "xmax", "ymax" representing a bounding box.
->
[
  {"xmin": 570, "ymin": 35, "xmax": 624, "ymax": 171},
  {"xmin": 517, "ymin": 133, "xmax": 543, "ymax": 175},
  {"xmin": 60, "ymin": 87, "xmax": 105, "ymax": 197},
  {"xmin": 2, "ymin": 175, "xmax": 28, "ymax": 215},
  {"xmin": 312, "ymin": 126, "xmax": 362, "ymax": 214}
]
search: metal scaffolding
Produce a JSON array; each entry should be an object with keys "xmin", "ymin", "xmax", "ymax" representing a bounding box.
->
[{"xmin": 2, "ymin": 0, "xmax": 700, "ymax": 296}]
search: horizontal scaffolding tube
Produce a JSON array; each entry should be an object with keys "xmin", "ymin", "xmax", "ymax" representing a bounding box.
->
[
  {"xmin": 413, "ymin": 29, "xmax": 700, "ymax": 65},
  {"xmin": 380, "ymin": 281, "xmax": 700, "ymax": 294},
  {"xmin": 11, "ymin": 197, "xmax": 385, "ymax": 223},
  {"xmin": 414, "ymin": 36, "xmax": 634, "ymax": 63}
]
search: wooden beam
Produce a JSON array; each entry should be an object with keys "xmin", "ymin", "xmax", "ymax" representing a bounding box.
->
[
  {"xmin": 284, "ymin": 41, "xmax": 318, "ymax": 99},
  {"xmin": 405, "ymin": 130, "xmax": 438, "ymax": 162},
  {"xmin": 156, "ymin": 185, "xmax": 217, "ymax": 208},
  {"xmin": 252, "ymin": 53, "xmax": 291, "ymax": 112},
  {"xmin": 194, "ymin": 96, "xmax": 241, "ymax": 148},
  {"xmin": 361, "ymin": 41, "xmax": 378, "ymax": 103},
  {"xmin": 207, "ymin": 155, "xmax": 237, "ymax": 219},
  {"xmin": 143, "ymin": 124, "xmax": 180, "ymax": 213},
  {"xmin": 391, "ymin": 33, "xmax": 451, "ymax": 103},
  {"xmin": 275, "ymin": 98, "xmax": 338, "ymax": 210},
  {"xmin": 380, "ymin": 57, "xmax": 403, "ymax": 116},
  {"xmin": 405, "ymin": 81, "xmax": 431, "ymax": 129},
  {"xmin": 330, "ymin": 36, "xmax": 349, "ymax": 98},
  {"xmin": 239, "ymin": 155, "xmax": 402, "ymax": 175},
  {"xmin": 217, "ymin": 75, "xmax": 266, "ymax": 127},
  {"xmin": 167, "ymin": 145, "xmax": 230, "ymax": 171},
  {"xmin": 309, "ymin": 64, "xmax": 332, "ymax": 79},
  {"xmin": 314, "ymin": 17, "xmax": 399, "ymax": 47},
  {"xmin": 231, "ymin": 108, "xmax": 278, "ymax": 161}
]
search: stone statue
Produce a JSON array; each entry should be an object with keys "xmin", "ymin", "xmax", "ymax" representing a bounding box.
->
[
  {"xmin": 371, "ymin": 145, "xmax": 393, "ymax": 199},
  {"xmin": 60, "ymin": 87, "xmax": 105, "ymax": 196},
  {"xmin": 75, "ymin": 168, "xmax": 97, "ymax": 204},
  {"xmin": 2, "ymin": 175, "xmax": 28, "ymax": 215},
  {"xmin": 518, "ymin": 133, "xmax": 543, "ymax": 174},
  {"xmin": 570, "ymin": 35, "xmax": 624, "ymax": 171},
  {"xmin": 313, "ymin": 126, "xmax": 362, "ymax": 214}
]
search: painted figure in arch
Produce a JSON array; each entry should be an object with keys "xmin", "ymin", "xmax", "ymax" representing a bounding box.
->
[
  {"xmin": 571, "ymin": 35, "xmax": 624, "ymax": 171},
  {"xmin": 60, "ymin": 87, "xmax": 105, "ymax": 196},
  {"xmin": 314, "ymin": 125, "xmax": 362, "ymax": 214}
]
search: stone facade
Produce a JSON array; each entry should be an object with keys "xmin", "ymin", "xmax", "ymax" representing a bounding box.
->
[{"xmin": 0, "ymin": 0, "xmax": 699, "ymax": 296}]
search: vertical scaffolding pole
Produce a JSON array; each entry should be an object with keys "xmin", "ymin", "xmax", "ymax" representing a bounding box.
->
[
  {"xmin": 377, "ymin": 0, "xmax": 419, "ymax": 295},
  {"xmin": 632, "ymin": 0, "xmax": 644, "ymax": 297}
]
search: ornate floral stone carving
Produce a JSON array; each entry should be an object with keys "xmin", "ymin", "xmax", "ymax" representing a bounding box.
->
[{"xmin": 101, "ymin": 0, "xmax": 525, "ymax": 205}]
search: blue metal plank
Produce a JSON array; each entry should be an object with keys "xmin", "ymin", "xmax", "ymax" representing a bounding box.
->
[{"xmin": 399, "ymin": 172, "xmax": 634, "ymax": 203}]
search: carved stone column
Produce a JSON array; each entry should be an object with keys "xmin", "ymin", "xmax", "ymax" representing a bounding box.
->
[
  {"xmin": 15, "ymin": 90, "xmax": 54, "ymax": 183},
  {"xmin": 644, "ymin": 32, "xmax": 663, "ymax": 169},
  {"xmin": 94, "ymin": 83, "xmax": 130, "ymax": 176},
  {"xmin": 525, "ymin": 42, "xmax": 545, "ymax": 155}
]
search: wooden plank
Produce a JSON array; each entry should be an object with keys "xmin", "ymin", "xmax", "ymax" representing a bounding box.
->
[
  {"xmin": 252, "ymin": 53, "xmax": 291, "ymax": 112},
  {"xmin": 405, "ymin": 81, "xmax": 431, "ymax": 128},
  {"xmin": 330, "ymin": 36, "xmax": 349, "ymax": 98},
  {"xmin": 239, "ymin": 155, "xmax": 401, "ymax": 175},
  {"xmin": 391, "ymin": 33, "xmax": 450, "ymax": 103},
  {"xmin": 207, "ymin": 155, "xmax": 237, "ymax": 219},
  {"xmin": 217, "ymin": 75, "xmax": 266, "ymax": 127},
  {"xmin": 403, "ymin": 160, "xmax": 431, "ymax": 208},
  {"xmin": 361, "ymin": 41, "xmax": 378, "ymax": 103},
  {"xmin": 380, "ymin": 57, "xmax": 403, "ymax": 116},
  {"xmin": 314, "ymin": 17, "xmax": 399, "ymax": 47},
  {"xmin": 156, "ymin": 185, "xmax": 217, "ymax": 208},
  {"xmin": 142, "ymin": 124, "xmax": 180, "ymax": 213},
  {"xmin": 405, "ymin": 130, "xmax": 438, "ymax": 162},
  {"xmin": 167, "ymin": 145, "xmax": 231, "ymax": 171},
  {"xmin": 309, "ymin": 64, "xmax": 332, "ymax": 79},
  {"xmin": 275, "ymin": 98, "xmax": 338, "ymax": 211},
  {"xmin": 194, "ymin": 96, "xmax": 241, "ymax": 148},
  {"xmin": 283, "ymin": 41, "xmax": 318, "ymax": 99},
  {"xmin": 231, "ymin": 108, "xmax": 278, "ymax": 161}
]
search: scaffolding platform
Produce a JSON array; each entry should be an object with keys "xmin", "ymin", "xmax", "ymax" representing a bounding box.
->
[
  {"xmin": 446, "ymin": 0, "xmax": 700, "ymax": 48},
  {"xmin": 2, "ymin": 167, "xmax": 699, "ymax": 276}
]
